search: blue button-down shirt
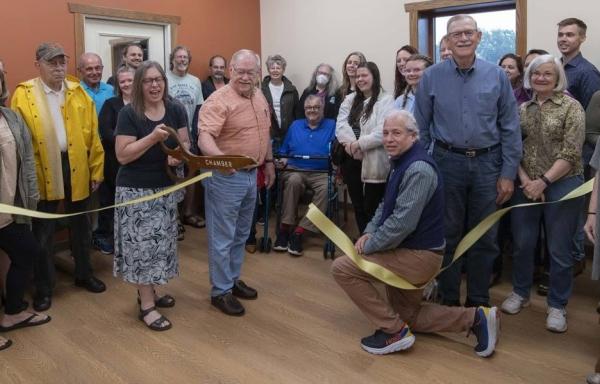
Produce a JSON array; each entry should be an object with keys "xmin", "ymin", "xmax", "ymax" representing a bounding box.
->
[
  {"xmin": 80, "ymin": 81, "xmax": 114, "ymax": 115},
  {"xmin": 278, "ymin": 118, "xmax": 336, "ymax": 170},
  {"xmin": 563, "ymin": 52, "xmax": 600, "ymax": 110},
  {"xmin": 414, "ymin": 57, "xmax": 522, "ymax": 179}
]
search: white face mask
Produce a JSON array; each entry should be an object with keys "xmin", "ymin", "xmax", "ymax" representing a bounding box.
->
[{"xmin": 316, "ymin": 74, "xmax": 329, "ymax": 86}]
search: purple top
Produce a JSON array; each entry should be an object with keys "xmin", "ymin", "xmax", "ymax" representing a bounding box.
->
[{"xmin": 513, "ymin": 86, "xmax": 531, "ymax": 106}]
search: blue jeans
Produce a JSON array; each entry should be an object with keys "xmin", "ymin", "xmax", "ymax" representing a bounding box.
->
[
  {"xmin": 203, "ymin": 169, "xmax": 257, "ymax": 296},
  {"xmin": 433, "ymin": 146, "xmax": 502, "ymax": 306},
  {"xmin": 511, "ymin": 175, "xmax": 583, "ymax": 309}
]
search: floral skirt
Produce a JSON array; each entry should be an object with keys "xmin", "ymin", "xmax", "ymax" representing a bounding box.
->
[{"xmin": 113, "ymin": 186, "xmax": 179, "ymax": 285}]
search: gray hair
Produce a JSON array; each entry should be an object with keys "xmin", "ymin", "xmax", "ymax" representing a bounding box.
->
[
  {"xmin": 307, "ymin": 63, "xmax": 339, "ymax": 97},
  {"xmin": 266, "ymin": 54, "xmax": 287, "ymax": 70},
  {"xmin": 78, "ymin": 52, "xmax": 102, "ymax": 69},
  {"xmin": 523, "ymin": 54, "xmax": 568, "ymax": 92},
  {"xmin": 447, "ymin": 14, "xmax": 478, "ymax": 32},
  {"xmin": 384, "ymin": 110, "xmax": 420, "ymax": 140},
  {"xmin": 230, "ymin": 49, "xmax": 260, "ymax": 68},
  {"xmin": 304, "ymin": 94, "xmax": 324, "ymax": 107}
]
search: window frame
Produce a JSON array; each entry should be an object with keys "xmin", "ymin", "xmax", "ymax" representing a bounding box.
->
[{"xmin": 404, "ymin": 0, "xmax": 527, "ymax": 60}]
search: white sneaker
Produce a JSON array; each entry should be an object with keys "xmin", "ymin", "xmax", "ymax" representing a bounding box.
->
[
  {"xmin": 501, "ymin": 292, "xmax": 530, "ymax": 314},
  {"xmin": 546, "ymin": 307, "xmax": 567, "ymax": 333}
]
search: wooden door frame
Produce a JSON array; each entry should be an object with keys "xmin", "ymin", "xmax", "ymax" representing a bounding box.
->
[{"xmin": 68, "ymin": 2, "xmax": 181, "ymax": 62}]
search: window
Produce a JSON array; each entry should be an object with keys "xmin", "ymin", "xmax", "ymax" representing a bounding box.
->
[{"xmin": 405, "ymin": 0, "xmax": 526, "ymax": 64}]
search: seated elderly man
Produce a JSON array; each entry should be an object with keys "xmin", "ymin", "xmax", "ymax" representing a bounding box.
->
[
  {"xmin": 273, "ymin": 95, "xmax": 335, "ymax": 256},
  {"xmin": 331, "ymin": 110, "xmax": 499, "ymax": 356}
]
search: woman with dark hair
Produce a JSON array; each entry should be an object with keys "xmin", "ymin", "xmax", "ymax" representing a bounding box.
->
[
  {"xmin": 499, "ymin": 53, "xmax": 529, "ymax": 105},
  {"xmin": 339, "ymin": 51, "xmax": 367, "ymax": 101},
  {"xmin": 393, "ymin": 45, "xmax": 419, "ymax": 99},
  {"xmin": 0, "ymin": 69, "xmax": 51, "ymax": 351},
  {"xmin": 114, "ymin": 61, "xmax": 189, "ymax": 331},
  {"xmin": 336, "ymin": 62, "xmax": 394, "ymax": 234},
  {"xmin": 394, "ymin": 54, "xmax": 433, "ymax": 113},
  {"xmin": 93, "ymin": 66, "xmax": 135, "ymax": 255},
  {"xmin": 297, "ymin": 63, "xmax": 342, "ymax": 120}
]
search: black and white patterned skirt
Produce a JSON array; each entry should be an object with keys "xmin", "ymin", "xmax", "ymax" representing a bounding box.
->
[{"xmin": 113, "ymin": 186, "xmax": 179, "ymax": 285}]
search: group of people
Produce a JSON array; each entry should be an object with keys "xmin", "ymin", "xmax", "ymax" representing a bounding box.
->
[{"xmin": 0, "ymin": 13, "xmax": 599, "ymax": 381}]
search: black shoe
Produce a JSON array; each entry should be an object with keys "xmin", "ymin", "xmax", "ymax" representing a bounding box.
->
[
  {"xmin": 75, "ymin": 276, "xmax": 106, "ymax": 293},
  {"xmin": 288, "ymin": 232, "xmax": 303, "ymax": 256},
  {"xmin": 232, "ymin": 280, "xmax": 258, "ymax": 300},
  {"xmin": 211, "ymin": 293, "xmax": 245, "ymax": 316},
  {"xmin": 573, "ymin": 259, "xmax": 586, "ymax": 277},
  {"xmin": 273, "ymin": 230, "xmax": 289, "ymax": 252},
  {"xmin": 537, "ymin": 273, "xmax": 549, "ymax": 296},
  {"xmin": 33, "ymin": 296, "xmax": 52, "ymax": 312},
  {"xmin": 465, "ymin": 299, "xmax": 490, "ymax": 308}
]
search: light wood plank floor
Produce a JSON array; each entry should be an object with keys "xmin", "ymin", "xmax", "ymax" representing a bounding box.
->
[{"xmin": 1, "ymin": 223, "xmax": 599, "ymax": 384}]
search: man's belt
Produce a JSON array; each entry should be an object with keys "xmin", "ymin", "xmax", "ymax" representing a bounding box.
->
[
  {"xmin": 435, "ymin": 141, "xmax": 500, "ymax": 158},
  {"xmin": 159, "ymin": 126, "xmax": 257, "ymax": 183}
]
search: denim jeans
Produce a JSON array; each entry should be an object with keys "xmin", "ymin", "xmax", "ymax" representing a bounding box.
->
[
  {"xmin": 433, "ymin": 146, "xmax": 502, "ymax": 306},
  {"xmin": 203, "ymin": 169, "xmax": 257, "ymax": 296},
  {"xmin": 510, "ymin": 175, "xmax": 583, "ymax": 309}
]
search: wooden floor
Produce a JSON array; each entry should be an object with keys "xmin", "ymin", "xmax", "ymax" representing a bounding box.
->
[{"xmin": 1, "ymin": 222, "xmax": 599, "ymax": 384}]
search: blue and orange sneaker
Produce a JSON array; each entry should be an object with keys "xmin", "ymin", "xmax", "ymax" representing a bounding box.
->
[
  {"xmin": 360, "ymin": 325, "xmax": 415, "ymax": 355},
  {"xmin": 470, "ymin": 306, "xmax": 500, "ymax": 357}
]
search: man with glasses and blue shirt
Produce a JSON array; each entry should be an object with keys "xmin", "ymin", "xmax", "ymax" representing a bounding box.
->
[
  {"xmin": 198, "ymin": 49, "xmax": 275, "ymax": 317},
  {"xmin": 414, "ymin": 14, "xmax": 521, "ymax": 309}
]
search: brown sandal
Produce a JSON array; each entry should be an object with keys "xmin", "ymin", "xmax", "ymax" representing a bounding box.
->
[{"xmin": 0, "ymin": 337, "xmax": 12, "ymax": 351}]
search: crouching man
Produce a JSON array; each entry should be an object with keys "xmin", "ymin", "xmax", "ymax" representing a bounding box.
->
[{"xmin": 331, "ymin": 110, "xmax": 499, "ymax": 356}]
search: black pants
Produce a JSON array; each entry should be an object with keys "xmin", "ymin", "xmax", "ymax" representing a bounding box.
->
[
  {"xmin": 0, "ymin": 222, "xmax": 42, "ymax": 314},
  {"xmin": 32, "ymin": 153, "xmax": 93, "ymax": 297},
  {"xmin": 95, "ymin": 152, "xmax": 118, "ymax": 240},
  {"xmin": 342, "ymin": 158, "xmax": 386, "ymax": 234}
]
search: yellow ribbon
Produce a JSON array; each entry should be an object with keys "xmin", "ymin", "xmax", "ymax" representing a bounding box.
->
[
  {"xmin": 306, "ymin": 178, "xmax": 594, "ymax": 290},
  {"xmin": 0, "ymin": 172, "xmax": 212, "ymax": 219}
]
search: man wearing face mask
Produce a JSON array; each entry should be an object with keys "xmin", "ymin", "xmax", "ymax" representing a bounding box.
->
[{"xmin": 297, "ymin": 63, "xmax": 342, "ymax": 120}]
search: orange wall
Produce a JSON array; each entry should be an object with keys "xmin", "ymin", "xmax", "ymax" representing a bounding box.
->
[{"xmin": 0, "ymin": 0, "xmax": 261, "ymax": 91}]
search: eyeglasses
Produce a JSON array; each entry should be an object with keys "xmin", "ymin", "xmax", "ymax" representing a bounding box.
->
[
  {"xmin": 83, "ymin": 65, "xmax": 104, "ymax": 72},
  {"xmin": 531, "ymin": 71, "xmax": 555, "ymax": 80},
  {"xmin": 142, "ymin": 76, "xmax": 165, "ymax": 85},
  {"xmin": 232, "ymin": 66, "xmax": 257, "ymax": 78},
  {"xmin": 448, "ymin": 29, "xmax": 478, "ymax": 40},
  {"xmin": 42, "ymin": 59, "xmax": 67, "ymax": 68},
  {"xmin": 304, "ymin": 105, "xmax": 322, "ymax": 111}
]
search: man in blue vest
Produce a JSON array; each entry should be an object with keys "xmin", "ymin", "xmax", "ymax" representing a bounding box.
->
[{"xmin": 332, "ymin": 110, "xmax": 499, "ymax": 357}]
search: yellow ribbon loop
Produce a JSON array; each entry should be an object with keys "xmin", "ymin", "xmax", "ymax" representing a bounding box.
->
[
  {"xmin": 0, "ymin": 172, "xmax": 212, "ymax": 219},
  {"xmin": 306, "ymin": 177, "xmax": 594, "ymax": 290}
]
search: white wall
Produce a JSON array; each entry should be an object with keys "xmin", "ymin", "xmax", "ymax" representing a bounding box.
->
[
  {"xmin": 260, "ymin": 0, "xmax": 409, "ymax": 94},
  {"xmin": 260, "ymin": 0, "xmax": 600, "ymax": 94}
]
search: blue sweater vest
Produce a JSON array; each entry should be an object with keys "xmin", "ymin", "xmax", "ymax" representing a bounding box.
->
[{"xmin": 378, "ymin": 142, "xmax": 445, "ymax": 249}]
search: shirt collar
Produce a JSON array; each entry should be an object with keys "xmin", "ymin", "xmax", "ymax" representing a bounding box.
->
[
  {"xmin": 304, "ymin": 118, "xmax": 324, "ymax": 131},
  {"xmin": 41, "ymin": 80, "xmax": 65, "ymax": 95},
  {"xmin": 451, "ymin": 56, "xmax": 478, "ymax": 74},
  {"xmin": 562, "ymin": 52, "xmax": 583, "ymax": 68},
  {"xmin": 528, "ymin": 91, "xmax": 564, "ymax": 107}
]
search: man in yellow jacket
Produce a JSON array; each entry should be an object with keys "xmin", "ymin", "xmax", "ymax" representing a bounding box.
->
[{"xmin": 11, "ymin": 42, "xmax": 105, "ymax": 311}]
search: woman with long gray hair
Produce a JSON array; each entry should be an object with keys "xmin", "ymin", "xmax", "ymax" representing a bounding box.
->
[{"xmin": 297, "ymin": 63, "xmax": 341, "ymax": 120}]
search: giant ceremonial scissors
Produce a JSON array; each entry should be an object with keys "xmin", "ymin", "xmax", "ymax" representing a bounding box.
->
[{"xmin": 159, "ymin": 126, "xmax": 258, "ymax": 182}]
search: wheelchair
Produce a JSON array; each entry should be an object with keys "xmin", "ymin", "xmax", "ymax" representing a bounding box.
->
[{"xmin": 267, "ymin": 148, "xmax": 339, "ymax": 259}]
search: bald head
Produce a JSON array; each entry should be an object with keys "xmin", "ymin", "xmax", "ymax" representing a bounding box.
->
[
  {"xmin": 230, "ymin": 49, "xmax": 260, "ymax": 69},
  {"xmin": 78, "ymin": 52, "xmax": 104, "ymax": 88}
]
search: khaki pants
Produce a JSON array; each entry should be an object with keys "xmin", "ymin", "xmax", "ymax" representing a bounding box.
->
[
  {"xmin": 331, "ymin": 248, "xmax": 476, "ymax": 334},
  {"xmin": 281, "ymin": 171, "xmax": 328, "ymax": 233}
]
